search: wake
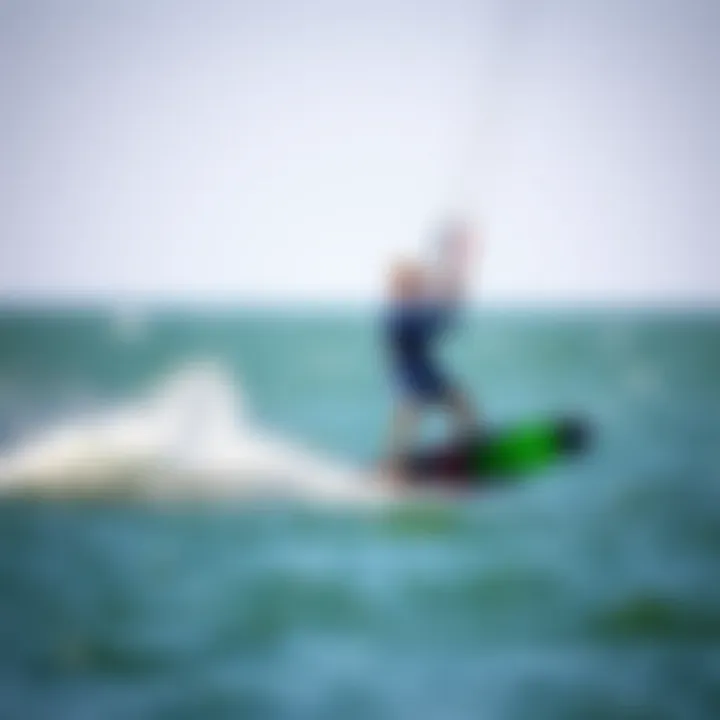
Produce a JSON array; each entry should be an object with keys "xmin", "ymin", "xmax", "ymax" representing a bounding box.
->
[{"xmin": 0, "ymin": 361, "xmax": 389, "ymax": 503}]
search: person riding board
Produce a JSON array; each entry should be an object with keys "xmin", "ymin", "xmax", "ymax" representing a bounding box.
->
[{"xmin": 384, "ymin": 221, "xmax": 479, "ymax": 481}]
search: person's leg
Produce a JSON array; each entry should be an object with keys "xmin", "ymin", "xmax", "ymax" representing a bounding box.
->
[
  {"xmin": 444, "ymin": 387, "xmax": 480, "ymax": 440},
  {"xmin": 384, "ymin": 398, "xmax": 421, "ymax": 479}
]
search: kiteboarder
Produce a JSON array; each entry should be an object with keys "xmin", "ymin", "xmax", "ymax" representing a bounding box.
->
[{"xmin": 383, "ymin": 221, "xmax": 479, "ymax": 480}]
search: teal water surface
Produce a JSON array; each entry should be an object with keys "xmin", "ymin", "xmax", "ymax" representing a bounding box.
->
[{"xmin": 0, "ymin": 308, "xmax": 719, "ymax": 719}]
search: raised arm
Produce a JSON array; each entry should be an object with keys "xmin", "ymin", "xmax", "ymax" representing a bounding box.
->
[{"xmin": 433, "ymin": 221, "xmax": 477, "ymax": 302}]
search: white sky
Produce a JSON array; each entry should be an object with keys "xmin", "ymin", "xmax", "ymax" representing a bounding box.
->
[{"xmin": 0, "ymin": 0, "xmax": 718, "ymax": 304}]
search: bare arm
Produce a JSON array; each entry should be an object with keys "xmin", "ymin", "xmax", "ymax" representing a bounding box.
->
[{"xmin": 433, "ymin": 221, "xmax": 478, "ymax": 302}]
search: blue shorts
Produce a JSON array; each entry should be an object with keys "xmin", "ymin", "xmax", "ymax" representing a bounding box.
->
[{"xmin": 386, "ymin": 300, "xmax": 459, "ymax": 404}]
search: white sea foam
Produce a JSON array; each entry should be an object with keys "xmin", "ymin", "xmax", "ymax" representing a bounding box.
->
[{"xmin": 0, "ymin": 360, "xmax": 389, "ymax": 502}]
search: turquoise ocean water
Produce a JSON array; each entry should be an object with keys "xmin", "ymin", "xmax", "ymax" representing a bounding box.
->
[{"xmin": 0, "ymin": 308, "xmax": 719, "ymax": 719}]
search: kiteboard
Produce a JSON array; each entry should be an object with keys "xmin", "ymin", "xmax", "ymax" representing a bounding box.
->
[{"xmin": 401, "ymin": 416, "xmax": 590, "ymax": 488}]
